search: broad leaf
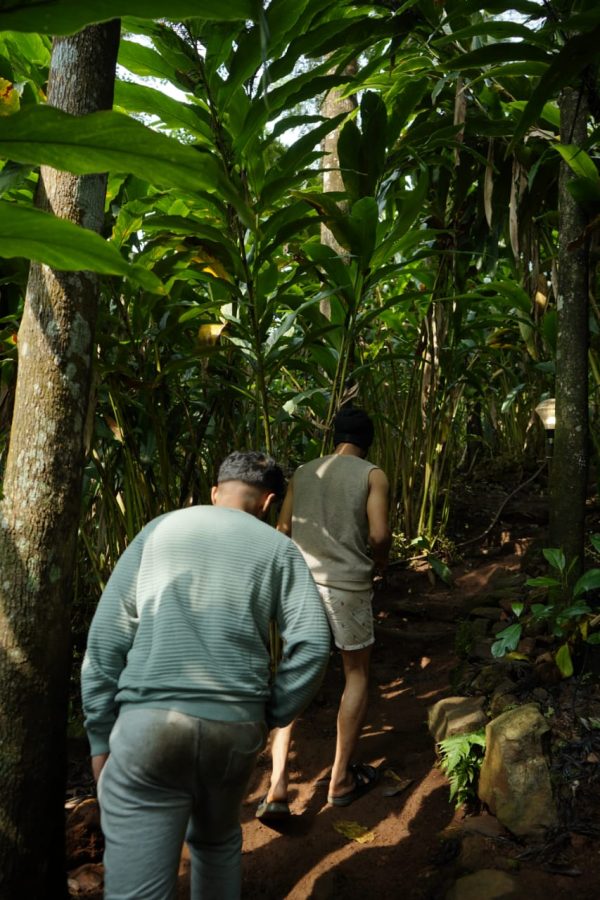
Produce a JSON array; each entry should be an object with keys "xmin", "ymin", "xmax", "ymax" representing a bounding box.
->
[
  {"xmin": 491, "ymin": 623, "xmax": 522, "ymax": 658},
  {"xmin": 554, "ymin": 145, "xmax": 600, "ymax": 182},
  {"xmin": 113, "ymin": 81, "xmax": 213, "ymax": 142},
  {"xmin": 573, "ymin": 568, "xmax": 600, "ymax": 598},
  {"xmin": 0, "ymin": 202, "xmax": 162, "ymax": 292},
  {"xmin": 509, "ymin": 24, "xmax": 600, "ymax": 151},
  {"xmin": 118, "ymin": 39, "xmax": 180, "ymax": 84},
  {"xmin": 0, "ymin": 1, "xmax": 260, "ymax": 35},
  {"xmin": 525, "ymin": 576, "xmax": 561, "ymax": 589},
  {"xmin": 445, "ymin": 43, "xmax": 550, "ymax": 71},
  {"xmin": 555, "ymin": 643, "xmax": 574, "ymax": 678},
  {"xmin": 0, "ymin": 106, "xmax": 249, "ymax": 215},
  {"xmin": 348, "ymin": 197, "xmax": 379, "ymax": 266},
  {"xmin": 542, "ymin": 548, "xmax": 566, "ymax": 573}
]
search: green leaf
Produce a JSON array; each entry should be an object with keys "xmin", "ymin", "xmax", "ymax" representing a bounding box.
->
[
  {"xmin": 491, "ymin": 623, "xmax": 522, "ymax": 658},
  {"xmin": 509, "ymin": 24, "xmax": 600, "ymax": 152},
  {"xmin": 118, "ymin": 39, "xmax": 180, "ymax": 84},
  {"xmin": 555, "ymin": 643, "xmax": 574, "ymax": 678},
  {"xmin": 266, "ymin": 113, "xmax": 346, "ymax": 185},
  {"xmin": 0, "ymin": 106, "xmax": 247, "ymax": 212},
  {"xmin": 567, "ymin": 176, "xmax": 600, "ymax": 208},
  {"xmin": 360, "ymin": 91, "xmax": 387, "ymax": 194},
  {"xmin": 0, "ymin": 1, "xmax": 260, "ymax": 34},
  {"xmin": 554, "ymin": 145, "xmax": 600, "ymax": 182},
  {"xmin": 0, "ymin": 202, "xmax": 162, "ymax": 293},
  {"xmin": 590, "ymin": 534, "xmax": 600, "ymax": 554},
  {"xmin": 371, "ymin": 176, "xmax": 429, "ymax": 269},
  {"xmin": 573, "ymin": 568, "xmax": 600, "ymax": 598},
  {"xmin": 542, "ymin": 548, "xmax": 566, "ymax": 573},
  {"xmin": 113, "ymin": 81, "xmax": 213, "ymax": 142},
  {"xmin": 0, "ymin": 160, "xmax": 33, "ymax": 197},
  {"xmin": 428, "ymin": 554, "xmax": 454, "ymax": 586},
  {"xmin": 445, "ymin": 42, "xmax": 550, "ymax": 71},
  {"xmin": 557, "ymin": 602, "xmax": 591, "ymax": 621},
  {"xmin": 525, "ymin": 576, "xmax": 561, "ymax": 588},
  {"xmin": 530, "ymin": 603, "xmax": 553, "ymax": 620}
]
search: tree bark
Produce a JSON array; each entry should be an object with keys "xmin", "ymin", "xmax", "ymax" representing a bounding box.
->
[
  {"xmin": 319, "ymin": 60, "xmax": 357, "ymax": 317},
  {"xmin": 0, "ymin": 23, "xmax": 119, "ymax": 897},
  {"xmin": 549, "ymin": 86, "xmax": 589, "ymax": 572}
]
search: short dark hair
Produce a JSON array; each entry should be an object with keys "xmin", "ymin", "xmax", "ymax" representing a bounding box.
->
[
  {"xmin": 332, "ymin": 407, "xmax": 374, "ymax": 451},
  {"xmin": 217, "ymin": 451, "xmax": 286, "ymax": 500}
]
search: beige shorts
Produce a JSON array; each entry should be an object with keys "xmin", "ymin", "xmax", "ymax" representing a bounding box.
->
[{"xmin": 317, "ymin": 585, "xmax": 374, "ymax": 651}]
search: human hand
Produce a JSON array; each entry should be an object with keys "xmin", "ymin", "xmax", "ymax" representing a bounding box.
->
[
  {"xmin": 91, "ymin": 753, "xmax": 109, "ymax": 782},
  {"xmin": 373, "ymin": 570, "xmax": 387, "ymax": 592}
]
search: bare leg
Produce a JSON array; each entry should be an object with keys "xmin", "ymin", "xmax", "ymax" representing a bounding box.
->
[
  {"xmin": 328, "ymin": 645, "xmax": 372, "ymax": 798},
  {"xmin": 266, "ymin": 722, "xmax": 294, "ymax": 803}
]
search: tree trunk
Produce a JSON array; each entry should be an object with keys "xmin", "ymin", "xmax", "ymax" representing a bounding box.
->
[
  {"xmin": 549, "ymin": 86, "xmax": 589, "ymax": 572},
  {"xmin": 0, "ymin": 23, "xmax": 119, "ymax": 897},
  {"xmin": 320, "ymin": 60, "xmax": 357, "ymax": 317}
]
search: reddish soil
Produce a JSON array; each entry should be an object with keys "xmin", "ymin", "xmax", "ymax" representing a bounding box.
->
[{"xmin": 66, "ymin": 549, "xmax": 600, "ymax": 899}]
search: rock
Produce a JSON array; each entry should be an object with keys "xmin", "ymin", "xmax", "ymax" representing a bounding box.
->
[
  {"xmin": 478, "ymin": 703, "xmax": 557, "ymax": 838},
  {"xmin": 462, "ymin": 814, "xmax": 506, "ymax": 839},
  {"xmin": 428, "ymin": 696, "xmax": 488, "ymax": 743},
  {"xmin": 469, "ymin": 607, "xmax": 504, "ymax": 621},
  {"xmin": 516, "ymin": 637, "xmax": 536, "ymax": 656},
  {"xmin": 457, "ymin": 833, "xmax": 495, "ymax": 870},
  {"xmin": 471, "ymin": 665, "xmax": 514, "ymax": 695},
  {"xmin": 446, "ymin": 869, "xmax": 519, "ymax": 899},
  {"xmin": 531, "ymin": 687, "xmax": 550, "ymax": 704},
  {"xmin": 457, "ymin": 833, "xmax": 518, "ymax": 874},
  {"xmin": 470, "ymin": 617, "xmax": 491, "ymax": 637},
  {"xmin": 489, "ymin": 691, "xmax": 518, "ymax": 718},
  {"xmin": 534, "ymin": 652, "xmax": 562, "ymax": 685},
  {"xmin": 468, "ymin": 639, "xmax": 494, "ymax": 662}
]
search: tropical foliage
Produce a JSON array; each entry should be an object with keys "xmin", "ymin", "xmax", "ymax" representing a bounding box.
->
[{"xmin": 1, "ymin": 0, "xmax": 600, "ymax": 599}]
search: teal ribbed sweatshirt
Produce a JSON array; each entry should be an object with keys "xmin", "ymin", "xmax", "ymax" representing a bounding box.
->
[{"xmin": 81, "ymin": 505, "xmax": 331, "ymax": 756}]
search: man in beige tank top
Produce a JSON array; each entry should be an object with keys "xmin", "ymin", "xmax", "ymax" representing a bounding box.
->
[{"xmin": 257, "ymin": 408, "xmax": 391, "ymax": 818}]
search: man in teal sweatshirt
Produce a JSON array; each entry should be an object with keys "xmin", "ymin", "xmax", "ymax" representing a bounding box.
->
[{"xmin": 81, "ymin": 451, "xmax": 330, "ymax": 900}]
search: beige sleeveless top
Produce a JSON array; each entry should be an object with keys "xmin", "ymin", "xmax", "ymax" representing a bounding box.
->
[{"xmin": 291, "ymin": 454, "xmax": 377, "ymax": 590}]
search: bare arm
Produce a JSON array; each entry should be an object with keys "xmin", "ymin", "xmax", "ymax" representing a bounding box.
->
[
  {"xmin": 91, "ymin": 752, "xmax": 109, "ymax": 783},
  {"xmin": 276, "ymin": 481, "xmax": 294, "ymax": 537},
  {"xmin": 367, "ymin": 467, "xmax": 392, "ymax": 572}
]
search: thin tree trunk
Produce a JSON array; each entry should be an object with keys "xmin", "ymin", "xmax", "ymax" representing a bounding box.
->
[
  {"xmin": 549, "ymin": 86, "xmax": 589, "ymax": 572},
  {"xmin": 320, "ymin": 60, "xmax": 357, "ymax": 317},
  {"xmin": 0, "ymin": 23, "xmax": 119, "ymax": 897}
]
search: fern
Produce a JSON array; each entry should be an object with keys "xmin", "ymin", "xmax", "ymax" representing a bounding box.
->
[{"xmin": 438, "ymin": 729, "xmax": 486, "ymax": 809}]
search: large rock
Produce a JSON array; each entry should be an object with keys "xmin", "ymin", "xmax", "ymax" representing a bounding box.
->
[
  {"xmin": 446, "ymin": 869, "xmax": 519, "ymax": 900},
  {"xmin": 428, "ymin": 696, "xmax": 488, "ymax": 743},
  {"xmin": 478, "ymin": 703, "xmax": 557, "ymax": 837}
]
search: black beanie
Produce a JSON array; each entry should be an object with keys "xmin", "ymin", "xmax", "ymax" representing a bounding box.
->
[{"xmin": 332, "ymin": 407, "xmax": 374, "ymax": 451}]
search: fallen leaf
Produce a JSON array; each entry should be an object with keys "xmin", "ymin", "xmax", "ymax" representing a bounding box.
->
[
  {"xmin": 382, "ymin": 770, "xmax": 414, "ymax": 796},
  {"xmin": 333, "ymin": 819, "xmax": 375, "ymax": 843}
]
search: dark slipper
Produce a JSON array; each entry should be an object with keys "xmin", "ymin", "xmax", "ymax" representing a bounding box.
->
[
  {"xmin": 256, "ymin": 796, "xmax": 291, "ymax": 821},
  {"xmin": 327, "ymin": 763, "xmax": 378, "ymax": 807}
]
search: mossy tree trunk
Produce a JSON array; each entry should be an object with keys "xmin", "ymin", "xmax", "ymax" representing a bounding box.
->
[
  {"xmin": 0, "ymin": 23, "xmax": 119, "ymax": 898},
  {"xmin": 549, "ymin": 85, "xmax": 590, "ymax": 573}
]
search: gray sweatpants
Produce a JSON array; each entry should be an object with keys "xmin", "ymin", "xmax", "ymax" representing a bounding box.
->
[{"xmin": 97, "ymin": 707, "xmax": 267, "ymax": 900}]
